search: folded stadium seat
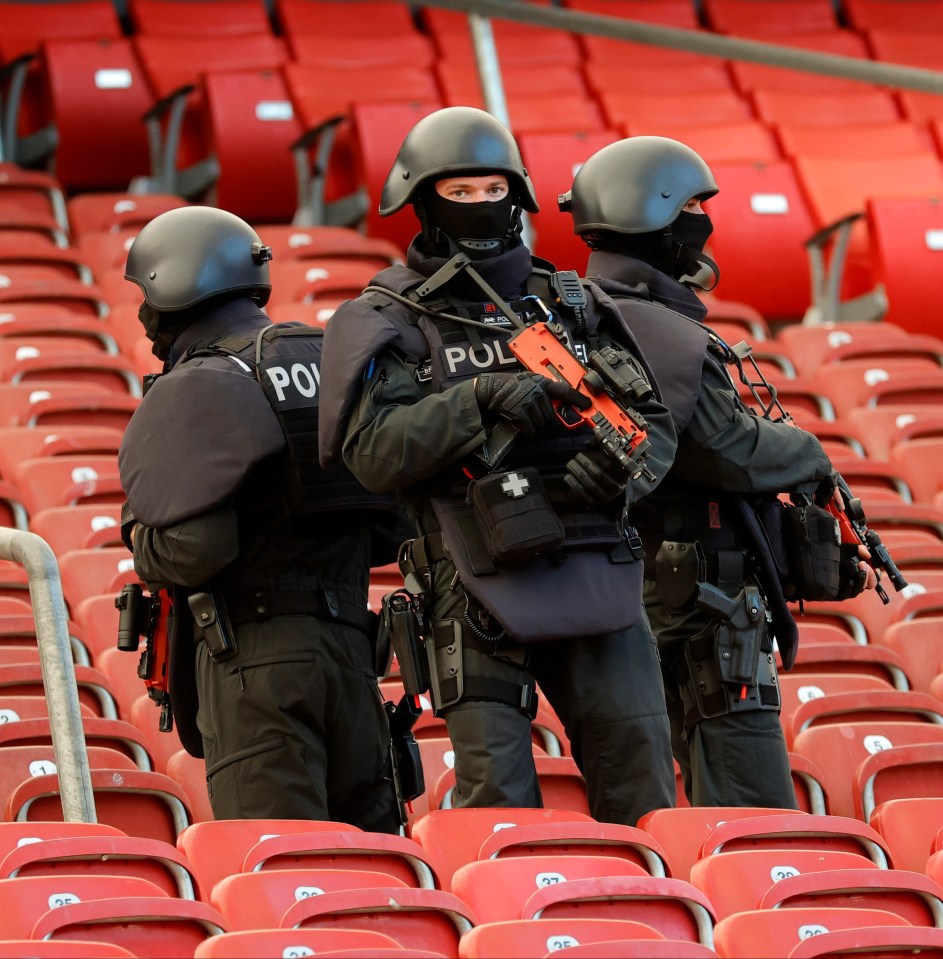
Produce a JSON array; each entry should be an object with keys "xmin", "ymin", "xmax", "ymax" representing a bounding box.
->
[
  {"xmin": 0, "ymin": 832, "xmax": 199, "ymax": 899},
  {"xmin": 255, "ymin": 224, "xmax": 404, "ymax": 269},
  {"xmin": 712, "ymin": 906, "xmax": 911, "ymax": 959},
  {"xmin": 727, "ymin": 28, "xmax": 878, "ymax": 96},
  {"xmin": 75, "ymin": 230, "xmax": 143, "ymax": 282},
  {"xmin": 0, "ymin": 658, "xmax": 120, "ymax": 716},
  {"xmin": 621, "ymin": 120, "xmax": 782, "ymax": 168},
  {"xmin": 877, "ymin": 619, "xmax": 943, "ymax": 697},
  {"xmin": 0, "ymin": 234, "xmax": 95, "ymax": 284},
  {"xmin": 193, "ymin": 928, "xmax": 407, "ymax": 958},
  {"xmin": 410, "ymin": 807, "xmax": 650, "ymax": 892},
  {"xmin": 784, "ymin": 634, "xmax": 914, "ymax": 682},
  {"xmin": 198, "ymin": 68, "xmax": 304, "ymax": 225},
  {"xmin": 458, "ymin": 917, "xmax": 673, "ymax": 959},
  {"xmin": 438, "ymin": 60, "xmax": 592, "ymax": 110},
  {"xmin": 238, "ymin": 829, "xmax": 443, "ymax": 890},
  {"xmin": 0, "ymin": 715, "xmax": 155, "ymax": 770},
  {"xmin": 699, "ymin": 292, "xmax": 772, "ymax": 340},
  {"xmin": 598, "ymin": 90, "xmax": 755, "ymax": 140},
  {"xmin": 451, "ymin": 855, "xmax": 652, "ymax": 926},
  {"xmin": 274, "ymin": 0, "xmax": 422, "ymax": 40},
  {"xmin": 0, "ymin": 163, "xmax": 68, "ymax": 237},
  {"xmin": 564, "ymin": 0, "xmax": 701, "ymax": 28},
  {"xmin": 888, "ymin": 439, "xmax": 943, "ymax": 508},
  {"xmin": 735, "ymin": 374, "xmax": 835, "ymax": 421},
  {"xmin": 30, "ymin": 895, "xmax": 227, "ymax": 959},
  {"xmin": 0, "ymin": 424, "xmax": 123, "ymax": 481},
  {"xmin": 0, "ymin": 312, "xmax": 121, "ymax": 358},
  {"xmin": 636, "ymin": 807, "xmax": 809, "ymax": 884},
  {"xmin": 420, "ymin": 9, "xmax": 583, "ymax": 67},
  {"xmin": 516, "ymin": 129, "xmax": 618, "ymax": 272},
  {"xmin": 856, "ymin": 739, "xmax": 943, "ymax": 823},
  {"xmin": 0, "ymin": 694, "xmax": 95, "ymax": 722},
  {"xmin": 266, "ymin": 258, "xmax": 381, "ymax": 307},
  {"xmin": 0, "ymin": 744, "xmax": 138, "ymax": 823},
  {"xmin": 280, "ymin": 33, "xmax": 442, "ymax": 229},
  {"xmin": 37, "ymin": 37, "xmax": 154, "ymax": 193},
  {"xmin": 0, "ymin": 0, "xmax": 123, "ymax": 169},
  {"xmin": 846, "ymin": 0, "xmax": 943, "ymax": 31},
  {"xmin": 131, "ymin": 32, "xmax": 288, "ymax": 196},
  {"xmin": 12, "ymin": 455, "xmax": 124, "ymax": 518},
  {"xmin": 871, "ymin": 797, "xmax": 943, "ymax": 873},
  {"xmin": 812, "ymin": 357, "xmax": 943, "ymax": 420},
  {"xmin": 29, "ymin": 502, "xmax": 123, "ymax": 558},
  {"xmin": 7, "ymin": 765, "xmax": 194, "ymax": 842},
  {"xmin": 791, "ymin": 720, "xmax": 943, "ymax": 819},
  {"xmin": 66, "ymin": 193, "xmax": 188, "ymax": 240},
  {"xmin": 859, "ymin": 501, "xmax": 943, "ymax": 546},
  {"xmin": 348, "ymin": 99, "xmax": 440, "ymax": 253},
  {"xmin": 586, "ymin": 61, "xmax": 737, "ymax": 103},
  {"xmin": 867, "ymin": 196, "xmax": 943, "ymax": 339},
  {"xmin": 789, "ymin": 689, "xmax": 943, "ymax": 746},
  {"xmin": 853, "ymin": 407, "xmax": 943, "ymax": 464},
  {"xmin": 126, "ymin": 0, "xmax": 273, "ymax": 36},
  {"xmin": 692, "ymin": 848, "xmax": 885, "ymax": 921},
  {"xmin": 477, "ymin": 822, "xmax": 672, "ymax": 879},
  {"xmin": 701, "ymin": 0, "xmax": 839, "ymax": 33},
  {"xmin": 794, "ymin": 621, "xmax": 862, "ymax": 647},
  {"xmin": 4, "ymin": 386, "xmax": 138, "ymax": 432},
  {"xmin": 163, "ymin": 749, "xmax": 212, "ymax": 825},
  {"xmin": 779, "ymin": 673, "xmax": 898, "ymax": 749},
  {"xmin": 750, "ymin": 89, "xmax": 902, "ymax": 129},
  {"xmin": 791, "ymin": 925, "xmax": 943, "ymax": 959},
  {"xmin": 791, "ymin": 152, "xmax": 943, "ymax": 308},
  {"xmin": 697, "ymin": 813, "xmax": 892, "ymax": 868},
  {"xmin": 702, "ymin": 160, "xmax": 817, "ymax": 322},
  {"xmin": 0, "ymin": 275, "xmax": 109, "ymax": 318},
  {"xmin": 175, "ymin": 819, "xmax": 364, "ymax": 903},
  {"xmin": 280, "ymin": 885, "xmax": 475, "ymax": 954},
  {"xmin": 212, "ymin": 867, "xmax": 411, "ymax": 931},
  {"xmin": 56, "ymin": 546, "xmax": 139, "ymax": 615},
  {"xmin": 434, "ymin": 755, "xmax": 591, "ymax": 817},
  {"xmin": 775, "ymin": 119, "xmax": 936, "ymax": 163},
  {"xmin": 0, "ymin": 479, "xmax": 28, "ymax": 530},
  {"xmin": 773, "ymin": 321, "xmax": 913, "ymax": 376},
  {"xmin": 498, "ymin": 873, "xmax": 717, "ymax": 946},
  {"xmin": 0, "ymin": 872, "xmax": 169, "ymax": 940},
  {"xmin": 757, "ymin": 865, "xmax": 943, "ymax": 928},
  {"xmin": 0, "ymin": 344, "xmax": 142, "ymax": 398}
]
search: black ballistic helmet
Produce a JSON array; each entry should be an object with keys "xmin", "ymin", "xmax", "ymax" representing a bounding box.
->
[
  {"xmin": 560, "ymin": 136, "xmax": 718, "ymax": 235},
  {"xmin": 125, "ymin": 205, "xmax": 273, "ymax": 311},
  {"xmin": 380, "ymin": 106, "xmax": 539, "ymax": 216}
]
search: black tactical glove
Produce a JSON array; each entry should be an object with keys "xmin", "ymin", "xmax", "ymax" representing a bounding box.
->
[
  {"xmin": 836, "ymin": 543, "xmax": 870, "ymax": 600},
  {"xmin": 474, "ymin": 371, "xmax": 588, "ymax": 440},
  {"xmin": 563, "ymin": 444, "xmax": 630, "ymax": 506}
]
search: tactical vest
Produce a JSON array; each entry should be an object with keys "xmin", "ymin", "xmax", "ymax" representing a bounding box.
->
[
  {"xmin": 360, "ymin": 264, "xmax": 632, "ymax": 478},
  {"xmin": 188, "ymin": 321, "xmax": 393, "ymax": 513}
]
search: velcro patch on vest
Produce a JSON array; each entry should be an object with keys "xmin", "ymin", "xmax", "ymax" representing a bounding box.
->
[
  {"xmin": 436, "ymin": 335, "xmax": 520, "ymax": 379},
  {"xmin": 257, "ymin": 349, "xmax": 321, "ymax": 410}
]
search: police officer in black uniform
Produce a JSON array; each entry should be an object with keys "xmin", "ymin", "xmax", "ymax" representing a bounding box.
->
[
  {"xmin": 560, "ymin": 136, "xmax": 877, "ymax": 808},
  {"xmin": 118, "ymin": 206, "xmax": 400, "ymax": 830},
  {"xmin": 318, "ymin": 107, "xmax": 678, "ymax": 826}
]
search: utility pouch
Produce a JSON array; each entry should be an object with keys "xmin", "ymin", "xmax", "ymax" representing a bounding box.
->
[
  {"xmin": 467, "ymin": 467, "xmax": 565, "ymax": 565},
  {"xmin": 188, "ymin": 591, "xmax": 237, "ymax": 662},
  {"xmin": 654, "ymin": 540, "xmax": 701, "ymax": 609},
  {"xmin": 783, "ymin": 501, "xmax": 842, "ymax": 601},
  {"xmin": 381, "ymin": 589, "xmax": 429, "ymax": 697}
]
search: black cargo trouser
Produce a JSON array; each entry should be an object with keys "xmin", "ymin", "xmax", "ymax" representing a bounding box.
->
[
  {"xmin": 644, "ymin": 578, "xmax": 798, "ymax": 809},
  {"xmin": 195, "ymin": 614, "xmax": 400, "ymax": 832}
]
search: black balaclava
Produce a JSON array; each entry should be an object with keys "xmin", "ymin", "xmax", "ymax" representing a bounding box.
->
[
  {"xmin": 589, "ymin": 209, "xmax": 720, "ymax": 292},
  {"xmin": 416, "ymin": 185, "xmax": 521, "ymax": 260},
  {"xmin": 138, "ymin": 301, "xmax": 204, "ymax": 361}
]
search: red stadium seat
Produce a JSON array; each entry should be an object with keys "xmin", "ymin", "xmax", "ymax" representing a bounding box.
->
[
  {"xmin": 452, "ymin": 854, "xmax": 647, "ymax": 922},
  {"xmin": 193, "ymin": 928, "xmax": 405, "ymax": 958},
  {"xmin": 701, "ymin": 0, "xmax": 839, "ymax": 34},
  {"xmin": 788, "ymin": 925, "xmax": 943, "ymax": 958},
  {"xmin": 870, "ymin": 797, "xmax": 943, "ymax": 873},
  {"xmin": 712, "ymin": 906, "xmax": 911, "ymax": 959}
]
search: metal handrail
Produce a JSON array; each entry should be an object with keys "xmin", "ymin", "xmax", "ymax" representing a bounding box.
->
[{"xmin": 0, "ymin": 528, "xmax": 96, "ymax": 823}]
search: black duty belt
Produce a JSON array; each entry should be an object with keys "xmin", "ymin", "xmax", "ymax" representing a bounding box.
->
[{"xmin": 223, "ymin": 587, "xmax": 377, "ymax": 636}]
